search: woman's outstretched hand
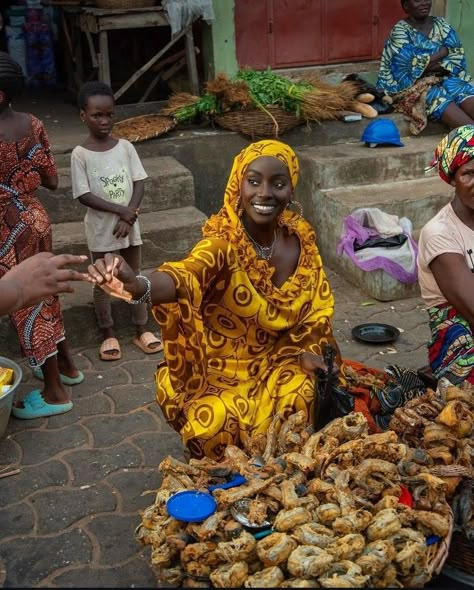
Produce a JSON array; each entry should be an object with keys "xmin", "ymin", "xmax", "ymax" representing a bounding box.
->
[
  {"xmin": 86, "ymin": 253, "xmax": 139, "ymax": 301},
  {"xmin": 299, "ymin": 351, "xmax": 340, "ymax": 377}
]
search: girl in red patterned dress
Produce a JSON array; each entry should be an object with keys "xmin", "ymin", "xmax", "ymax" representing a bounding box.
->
[{"xmin": 0, "ymin": 52, "xmax": 82, "ymax": 419}]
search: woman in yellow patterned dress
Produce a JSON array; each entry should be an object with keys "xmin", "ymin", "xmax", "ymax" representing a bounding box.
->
[{"xmin": 85, "ymin": 140, "xmax": 341, "ymax": 460}]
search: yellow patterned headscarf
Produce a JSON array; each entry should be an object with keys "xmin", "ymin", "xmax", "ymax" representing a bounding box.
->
[{"xmin": 203, "ymin": 139, "xmax": 300, "ymax": 239}]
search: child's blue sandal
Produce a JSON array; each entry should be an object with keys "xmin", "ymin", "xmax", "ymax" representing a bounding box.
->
[
  {"xmin": 32, "ymin": 367, "xmax": 84, "ymax": 386},
  {"xmin": 11, "ymin": 389, "xmax": 73, "ymax": 420}
]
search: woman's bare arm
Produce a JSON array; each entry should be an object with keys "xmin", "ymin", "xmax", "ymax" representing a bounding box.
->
[{"xmin": 430, "ymin": 252, "xmax": 474, "ymax": 329}]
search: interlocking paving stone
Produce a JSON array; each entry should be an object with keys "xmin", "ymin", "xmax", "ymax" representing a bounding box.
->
[
  {"xmin": 79, "ymin": 342, "xmax": 149, "ymax": 368},
  {"xmin": 0, "ymin": 528, "xmax": 92, "ymax": 587},
  {"xmin": 69, "ymin": 367, "xmax": 130, "ymax": 399},
  {"xmin": 64, "ymin": 443, "xmax": 142, "ymax": 487},
  {"xmin": 119, "ymin": 359, "xmax": 162, "ymax": 385},
  {"xmin": 11, "ymin": 425, "xmax": 88, "ymax": 465},
  {"xmin": 45, "ymin": 393, "xmax": 113, "ymax": 429},
  {"xmin": 0, "ymin": 461, "xmax": 69, "ymax": 508},
  {"xmin": 105, "ymin": 383, "xmax": 156, "ymax": 414},
  {"xmin": 82, "ymin": 411, "xmax": 158, "ymax": 448},
  {"xmin": 5, "ymin": 414, "xmax": 46, "ymax": 434},
  {"xmin": 31, "ymin": 484, "xmax": 117, "ymax": 534},
  {"xmin": 86, "ymin": 514, "xmax": 144, "ymax": 565},
  {"xmin": 131, "ymin": 432, "xmax": 185, "ymax": 468},
  {"xmin": 50, "ymin": 553, "xmax": 156, "ymax": 588},
  {"xmin": 0, "ymin": 437, "xmax": 22, "ymax": 467},
  {"xmin": 106, "ymin": 469, "xmax": 161, "ymax": 513},
  {"xmin": 0, "ymin": 502, "xmax": 35, "ymax": 537}
]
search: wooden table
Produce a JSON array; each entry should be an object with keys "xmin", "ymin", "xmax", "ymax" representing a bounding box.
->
[{"xmin": 55, "ymin": 4, "xmax": 200, "ymax": 101}]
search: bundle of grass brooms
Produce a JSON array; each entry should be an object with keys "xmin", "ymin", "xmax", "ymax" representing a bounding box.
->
[{"xmin": 160, "ymin": 68, "xmax": 364, "ymax": 138}]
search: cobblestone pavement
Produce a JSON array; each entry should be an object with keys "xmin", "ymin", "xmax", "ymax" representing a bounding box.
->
[{"xmin": 0, "ymin": 270, "xmax": 448, "ymax": 588}]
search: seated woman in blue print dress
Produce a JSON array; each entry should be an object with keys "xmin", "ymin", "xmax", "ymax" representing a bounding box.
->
[{"xmin": 377, "ymin": 0, "xmax": 474, "ymax": 134}]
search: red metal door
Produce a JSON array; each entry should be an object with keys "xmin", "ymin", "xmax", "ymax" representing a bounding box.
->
[
  {"xmin": 235, "ymin": 0, "xmax": 270, "ymax": 69},
  {"xmin": 324, "ymin": 0, "xmax": 373, "ymax": 63},
  {"xmin": 234, "ymin": 0, "xmax": 408, "ymax": 70},
  {"xmin": 271, "ymin": 0, "xmax": 323, "ymax": 67},
  {"xmin": 376, "ymin": 1, "xmax": 406, "ymax": 55}
]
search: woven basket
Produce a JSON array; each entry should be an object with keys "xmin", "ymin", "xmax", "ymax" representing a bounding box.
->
[
  {"xmin": 446, "ymin": 531, "xmax": 474, "ymax": 577},
  {"xmin": 112, "ymin": 114, "xmax": 176, "ymax": 143},
  {"xmin": 214, "ymin": 106, "xmax": 302, "ymax": 139},
  {"xmin": 95, "ymin": 0, "xmax": 155, "ymax": 9}
]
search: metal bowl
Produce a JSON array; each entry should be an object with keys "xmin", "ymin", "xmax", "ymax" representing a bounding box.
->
[{"xmin": 230, "ymin": 498, "xmax": 272, "ymax": 529}]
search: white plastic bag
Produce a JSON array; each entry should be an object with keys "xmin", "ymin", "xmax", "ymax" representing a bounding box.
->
[
  {"xmin": 162, "ymin": 0, "xmax": 215, "ymax": 36},
  {"xmin": 337, "ymin": 207, "xmax": 419, "ymax": 283}
]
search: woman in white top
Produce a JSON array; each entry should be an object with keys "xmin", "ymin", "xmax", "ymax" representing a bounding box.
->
[{"xmin": 418, "ymin": 124, "xmax": 474, "ymax": 385}]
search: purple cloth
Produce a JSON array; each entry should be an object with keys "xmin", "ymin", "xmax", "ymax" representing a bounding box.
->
[{"xmin": 337, "ymin": 215, "xmax": 418, "ymax": 283}]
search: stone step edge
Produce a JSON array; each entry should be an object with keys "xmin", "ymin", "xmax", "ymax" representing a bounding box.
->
[
  {"xmin": 50, "ymin": 206, "xmax": 206, "ymax": 236},
  {"xmin": 319, "ymin": 175, "xmax": 449, "ymax": 194}
]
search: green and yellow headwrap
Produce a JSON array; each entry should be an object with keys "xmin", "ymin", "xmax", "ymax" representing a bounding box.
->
[{"xmin": 428, "ymin": 124, "xmax": 474, "ymax": 185}]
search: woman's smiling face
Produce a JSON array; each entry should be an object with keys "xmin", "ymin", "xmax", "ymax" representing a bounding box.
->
[{"xmin": 240, "ymin": 156, "xmax": 293, "ymax": 225}]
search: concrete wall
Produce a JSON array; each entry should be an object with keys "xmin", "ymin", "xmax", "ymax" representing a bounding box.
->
[
  {"xmin": 446, "ymin": 0, "xmax": 474, "ymax": 77},
  {"xmin": 202, "ymin": 0, "xmax": 238, "ymax": 79}
]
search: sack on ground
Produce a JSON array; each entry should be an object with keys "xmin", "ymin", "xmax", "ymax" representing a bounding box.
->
[{"xmin": 337, "ymin": 207, "xmax": 418, "ymax": 283}]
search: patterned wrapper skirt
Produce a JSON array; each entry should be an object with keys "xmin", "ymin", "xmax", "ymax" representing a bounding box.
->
[{"xmin": 427, "ymin": 303, "xmax": 474, "ymax": 385}]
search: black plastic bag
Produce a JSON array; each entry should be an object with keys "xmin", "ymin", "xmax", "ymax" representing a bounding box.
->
[
  {"xmin": 313, "ymin": 345, "xmax": 355, "ymax": 431},
  {"xmin": 344, "ymin": 73, "xmax": 394, "ymax": 115},
  {"xmin": 354, "ymin": 233, "xmax": 408, "ymax": 251}
]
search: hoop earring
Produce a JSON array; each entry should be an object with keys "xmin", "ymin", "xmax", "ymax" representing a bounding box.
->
[
  {"xmin": 235, "ymin": 194, "xmax": 243, "ymax": 218},
  {"xmin": 289, "ymin": 199, "xmax": 303, "ymax": 218}
]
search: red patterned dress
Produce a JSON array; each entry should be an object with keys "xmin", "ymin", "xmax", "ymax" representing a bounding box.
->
[{"xmin": 0, "ymin": 115, "xmax": 65, "ymax": 367}]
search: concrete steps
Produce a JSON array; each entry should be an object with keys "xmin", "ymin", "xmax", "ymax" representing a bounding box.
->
[
  {"xmin": 297, "ymin": 135, "xmax": 444, "ymax": 188},
  {"xmin": 37, "ymin": 156, "xmax": 196, "ymax": 224},
  {"xmin": 0, "ymin": 156, "xmax": 207, "ymax": 354},
  {"xmin": 51, "ymin": 206, "xmax": 207, "ymax": 268},
  {"xmin": 296, "ymin": 134, "xmax": 453, "ymax": 301}
]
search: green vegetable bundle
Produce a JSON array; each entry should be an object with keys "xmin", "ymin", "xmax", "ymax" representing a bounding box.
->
[
  {"xmin": 235, "ymin": 68, "xmax": 311, "ymax": 117},
  {"xmin": 236, "ymin": 68, "xmax": 358, "ymax": 121},
  {"xmin": 161, "ymin": 92, "xmax": 220, "ymax": 123},
  {"xmin": 160, "ymin": 68, "xmax": 359, "ymax": 125}
]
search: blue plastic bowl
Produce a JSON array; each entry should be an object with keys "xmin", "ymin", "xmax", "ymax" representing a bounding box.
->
[{"xmin": 166, "ymin": 490, "xmax": 217, "ymax": 523}]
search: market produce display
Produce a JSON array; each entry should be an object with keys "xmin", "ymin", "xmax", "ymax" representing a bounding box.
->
[
  {"xmin": 111, "ymin": 69, "xmax": 381, "ymax": 142},
  {"xmin": 159, "ymin": 70, "xmax": 362, "ymax": 138},
  {"xmin": 135, "ymin": 390, "xmax": 470, "ymax": 588}
]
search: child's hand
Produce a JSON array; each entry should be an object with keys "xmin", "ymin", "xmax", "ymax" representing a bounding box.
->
[
  {"xmin": 113, "ymin": 219, "xmax": 130, "ymax": 239},
  {"xmin": 119, "ymin": 206, "xmax": 138, "ymax": 226}
]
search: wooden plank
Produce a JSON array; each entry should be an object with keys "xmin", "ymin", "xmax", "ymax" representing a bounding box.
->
[
  {"xmin": 99, "ymin": 30, "xmax": 111, "ymax": 86},
  {"xmin": 80, "ymin": 13, "xmax": 98, "ymax": 34},
  {"xmin": 97, "ymin": 12, "xmax": 168, "ymax": 31},
  {"xmin": 185, "ymin": 28, "xmax": 199, "ymax": 95},
  {"xmin": 140, "ymin": 54, "xmax": 188, "ymax": 103},
  {"xmin": 83, "ymin": 6, "xmax": 164, "ymax": 16},
  {"xmin": 61, "ymin": 10, "xmax": 75, "ymax": 64},
  {"xmin": 84, "ymin": 29, "xmax": 98, "ymax": 69},
  {"xmin": 113, "ymin": 26, "xmax": 188, "ymax": 101}
]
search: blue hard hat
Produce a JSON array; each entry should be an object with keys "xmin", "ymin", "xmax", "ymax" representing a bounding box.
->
[{"xmin": 361, "ymin": 119, "xmax": 404, "ymax": 147}]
